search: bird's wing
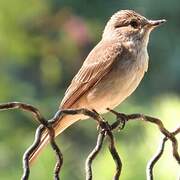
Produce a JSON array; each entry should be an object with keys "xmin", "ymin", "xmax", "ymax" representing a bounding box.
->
[{"xmin": 60, "ymin": 40, "xmax": 122, "ymax": 109}]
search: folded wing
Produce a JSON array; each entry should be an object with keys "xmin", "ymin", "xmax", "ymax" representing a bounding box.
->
[{"xmin": 60, "ymin": 40, "xmax": 123, "ymax": 109}]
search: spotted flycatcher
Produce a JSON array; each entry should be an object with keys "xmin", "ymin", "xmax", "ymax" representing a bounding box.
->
[{"xmin": 30, "ymin": 10, "xmax": 166, "ymax": 162}]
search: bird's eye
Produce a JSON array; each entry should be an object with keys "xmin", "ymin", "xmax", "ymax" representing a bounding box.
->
[{"xmin": 130, "ymin": 20, "xmax": 139, "ymax": 28}]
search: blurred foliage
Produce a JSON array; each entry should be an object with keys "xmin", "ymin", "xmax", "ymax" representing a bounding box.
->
[{"xmin": 0, "ymin": 0, "xmax": 179, "ymax": 179}]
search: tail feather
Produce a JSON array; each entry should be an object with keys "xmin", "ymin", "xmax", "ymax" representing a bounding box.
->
[
  {"xmin": 29, "ymin": 131, "xmax": 50, "ymax": 164},
  {"xmin": 29, "ymin": 114, "xmax": 83, "ymax": 164}
]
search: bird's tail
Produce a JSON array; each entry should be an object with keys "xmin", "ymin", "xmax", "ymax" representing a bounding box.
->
[{"xmin": 29, "ymin": 114, "xmax": 83, "ymax": 164}]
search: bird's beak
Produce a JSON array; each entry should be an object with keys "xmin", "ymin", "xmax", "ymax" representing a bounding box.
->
[{"xmin": 147, "ymin": 19, "xmax": 166, "ymax": 28}]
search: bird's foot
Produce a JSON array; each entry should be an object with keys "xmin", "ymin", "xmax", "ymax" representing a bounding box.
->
[
  {"xmin": 97, "ymin": 120, "xmax": 111, "ymax": 134},
  {"xmin": 91, "ymin": 109, "xmax": 105, "ymax": 131},
  {"xmin": 107, "ymin": 108, "xmax": 128, "ymax": 131},
  {"xmin": 91, "ymin": 109, "xmax": 111, "ymax": 133}
]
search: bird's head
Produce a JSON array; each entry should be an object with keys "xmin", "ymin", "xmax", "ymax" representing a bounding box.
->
[{"xmin": 103, "ymin": 10, "xmax": 166, "ymax": 46}]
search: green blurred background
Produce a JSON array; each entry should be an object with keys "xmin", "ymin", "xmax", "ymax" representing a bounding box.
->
[{"xmin": 0, "ymin": 0, "xmax": 179, "ymax": 179}]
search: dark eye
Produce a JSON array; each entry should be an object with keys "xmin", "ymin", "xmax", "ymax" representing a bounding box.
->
[{"xmin": 130, "ymin": 20, "xmax": 139, "ymax": 28}]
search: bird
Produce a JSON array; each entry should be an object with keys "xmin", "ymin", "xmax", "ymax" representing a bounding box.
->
[{"xmin": 29, "ymin": 10, "xmax": 166, "ymax": 163}]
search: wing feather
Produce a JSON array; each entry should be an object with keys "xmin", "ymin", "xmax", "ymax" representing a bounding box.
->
[{"xmin": 60, "ymin": 40, "xmax": 122, "ymax": 109}]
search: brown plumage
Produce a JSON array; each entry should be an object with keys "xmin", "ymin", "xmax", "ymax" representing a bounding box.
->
[
  {"xmin": 29, "ymin": 10, "xmax": 166, "ymax": 163},
  {"xmin": 60, "ymin": 40, "xmax": 122, "ymax": 109}
]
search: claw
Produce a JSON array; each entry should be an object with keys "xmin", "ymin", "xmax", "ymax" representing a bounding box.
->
[{"xmin": 107, "ymin": 108, "xmax": 127, "ymax": 130}]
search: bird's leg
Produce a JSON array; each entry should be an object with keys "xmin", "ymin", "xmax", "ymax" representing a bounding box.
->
[
  {"xmin": 90, "ymin": 109, "xmax": 101, "ymax": 131},
  {"xmin": 107, "ymin": 108, "xmax": 128, "ymax": 131},
  {"xmin": 91, "ymin": 109, "xmax": 110, "ymax": 133}
]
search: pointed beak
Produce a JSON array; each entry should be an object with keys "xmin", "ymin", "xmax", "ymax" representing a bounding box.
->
[{"xmin": 148, "ymin": 19, "xmax": 166, "ymax": 28}]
